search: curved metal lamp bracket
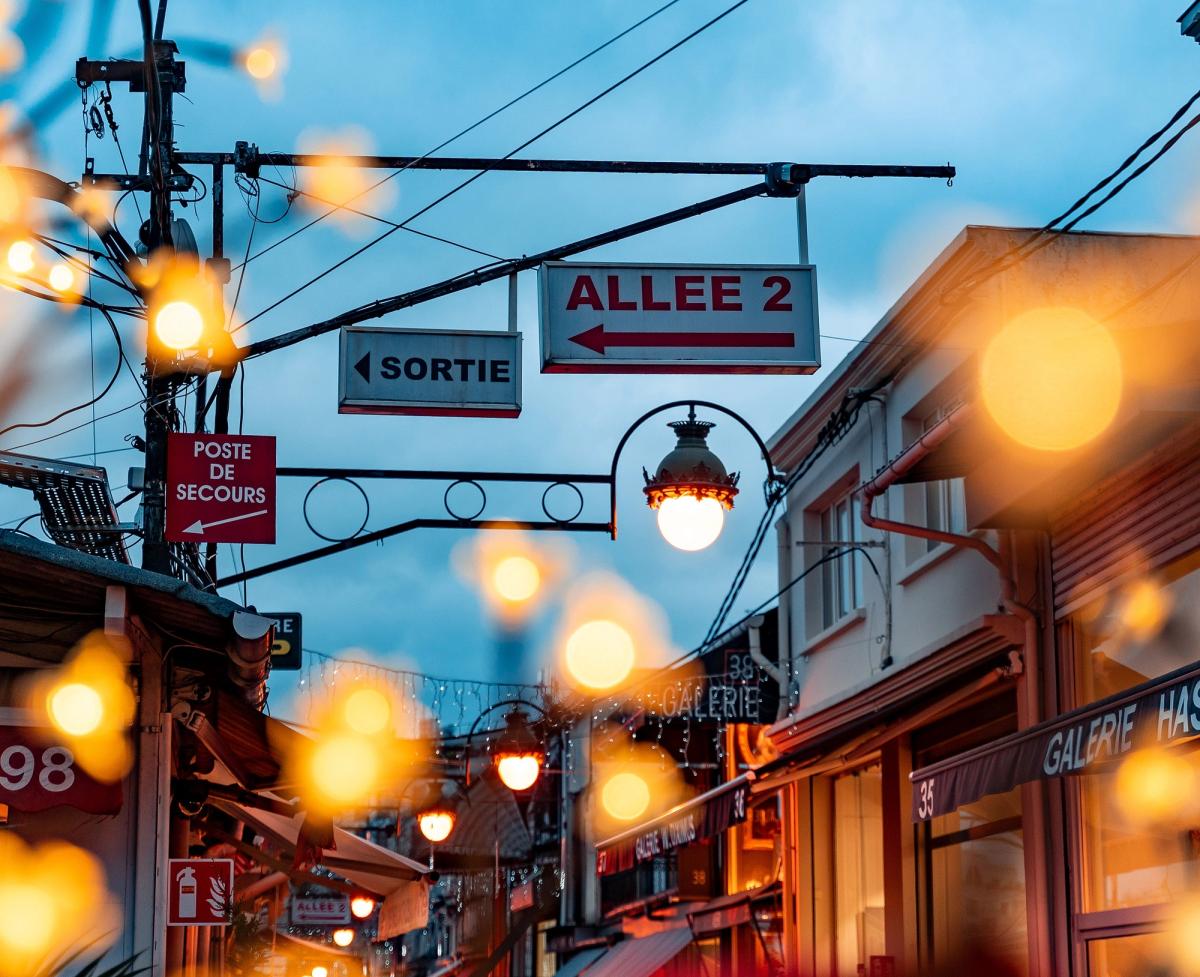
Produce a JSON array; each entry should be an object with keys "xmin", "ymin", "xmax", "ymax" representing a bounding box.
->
[{"xmin": 608, "ymin": 399, "xmax": 784, "ymax": 540}]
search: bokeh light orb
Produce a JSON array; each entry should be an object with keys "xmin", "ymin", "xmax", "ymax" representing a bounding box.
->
[
  {"xmin": 6, "ymin": 239, "xmax": 33, "ymax": 274},
  {"xmin": 243, "ymin": 46, "xmax": 278, "ymax": 80},
  {"xmin": 656, "ymin": 495, "xmax": 725, "ymax": 551},
  {"xmin": 344, "ymin": 687, "xmax": 391, "ymax": 736},
  {"xmin": 153, "ymin": 300, "xmax": 205, "ymax": 351},
  {"xmin": 1115, "ymin": 748, "xmax": 1195, "ymax": 825},
  {"xmin": 47, "ymin": 682, "xmax": 105, "ymax": 737},
  {"xmin": 564, "ymin": 619, "xmax": 636, "ymax": 691},
  {"xmin": 601, "ymin": 771, "xmax": 651, "ymax": 822},
  {"xmin": 310, "ymin": 734, "xmax": 379, "ymax": 803},
  {"xmin": 492, "ymin": 555, "xmax": 541, "ymax": 603},
  {"xmin": 349, "ymin": 896, "xmax": 375, "ymax": 919},
  {"xmin": 332, "ymin": 928, "xmax": 355, "ymax": 948},
  {"xmin": 981, "ymin": 307, "xmax": 1122, "ymax": 452},
  {"xmin": 48, "ymin": 263, "xmax": 74, "ymax": 293}
]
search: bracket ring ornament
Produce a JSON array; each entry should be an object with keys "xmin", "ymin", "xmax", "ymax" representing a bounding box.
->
[
  {"xmin": 303, "ymin": 476, "xmax": 370, "ymax": 542},
  {"xmin": 541, "ymin": 481, "xmax": 585, "ymax": 524},
  {"xmin": 444, "ymin": 479, "xmax": 487, "ymax": 522}
]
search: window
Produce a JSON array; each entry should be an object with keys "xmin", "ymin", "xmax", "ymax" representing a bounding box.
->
[
  {"xmin": 925, "ymin": 788, "xmax": 1028, "ymax": 976},
  {"xmin": 918, "ymin": 408, "xmax": 967, "ymax": 553},
  {"xmin": 833, "ymin": 764, "xmax": 885, "ymax": 977},
  {"xmin": 818, "ymin": 491, "xmax": 863, "ymax": 630}
]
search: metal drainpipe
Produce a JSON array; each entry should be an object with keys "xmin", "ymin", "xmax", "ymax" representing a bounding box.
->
[
  {"xmin": 747, "ymin": 615, "xmax": 788, "ymax": 722},
  {"xmin": 864, "ymin": 389, "xmax": 895, "ymax": 670},
  {"xmin": 857, "ymin": 401, "xmax": 1037, "ymax": 649}
]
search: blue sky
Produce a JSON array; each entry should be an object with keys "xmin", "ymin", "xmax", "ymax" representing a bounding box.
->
[{"xmin": 3, "ymin": 1, "xmax": 1199, "ymax": 719}]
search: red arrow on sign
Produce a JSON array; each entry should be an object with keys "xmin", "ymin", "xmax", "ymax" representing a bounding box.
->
[{"xmin": 568, "ymin": 323, "xmax": 796, "ymax": 355}]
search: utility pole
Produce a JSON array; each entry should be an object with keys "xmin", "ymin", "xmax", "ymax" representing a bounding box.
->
[{"xmin": 138, "ymin": 19, "xmax": 181, "ymax": 575}]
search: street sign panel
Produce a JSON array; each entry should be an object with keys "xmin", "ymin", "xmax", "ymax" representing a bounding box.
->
[
  {"xmin": 538, "ymin": 261, "xmax": 819, "ymax": 374},
  {"xmin": 339, "ymin": 326, "xmax": 521, "ymax": 417},
  {"xmin": 263, "ymin": 611, "xmax": 302, "ymax": 671},
  {"xmin": 168, "ymin": 858, "xmax": 233, "ymax": 926},
  {"xmin": 166, "ymin": 434, "xmax": 276, "ymax": 544},
  {"xmin": 291, "ymin": 894, "xmax": 350, "ymax": 925}
]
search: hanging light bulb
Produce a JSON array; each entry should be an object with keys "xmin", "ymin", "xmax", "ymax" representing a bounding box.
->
[
  {"xmin": 331, "ymin": 928, "xmax": 355, "ymax": 947},
  {"xmin": 643, "ymin": 408, "xmax": 739, "ymax": 551},
  {"xmin": 417, "ymin": 808, "xmax": 456, "ymax": 843},
  {"xmin": 349, "ymin": 896, "xmax": 375, "ymax": 919},
  {"xmin": 493, "ymin": 709, "xmax": 544, "ymax": 792}
]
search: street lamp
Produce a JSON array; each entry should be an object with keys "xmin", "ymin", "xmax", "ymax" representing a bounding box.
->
[
  {"xmin": 464, "ymin": 700, "xmax": 549, "ymax": 793},
  {"xmin": 417, "ymin": 806, "xmax": 457, "ymax": 844},
  {"xmin": 331, "ymin": 928, "xmax": 355, "ymax": 948},
  {"xmin": 493, "ymin": 708, "xmax": 545, "ymax": 792},
  {"xmin": 642, "ymin": 408, "xmax": 740, "ymax": 551},
  {"xmin": 349, "ymin": 896, "xmax": 375, "ymax": 919}
]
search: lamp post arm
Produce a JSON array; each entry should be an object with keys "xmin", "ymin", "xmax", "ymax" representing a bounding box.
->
[
  {"xmin": 608, "ymin": 399, "xmax": 784, "ymax": 540},
  {"xmin": 463, "ymin": 698, "xmax": 549, "ymax": 786}
]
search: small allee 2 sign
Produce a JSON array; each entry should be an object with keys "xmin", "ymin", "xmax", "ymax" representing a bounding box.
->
[
  {"xmin": 168, "ymin": 858, "xmax": 234, "ymax": 926},
  {"xmin": 166, "ymin": 434, "xmax": 276, "ymax": 544},
  {"xmin": 539, "ymin": 261, "xmax": 819, "ymax": 374}
]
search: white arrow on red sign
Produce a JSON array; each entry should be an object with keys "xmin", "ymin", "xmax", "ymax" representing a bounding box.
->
[{"xmin": 181, "ymin": 509, "xmax": 270, "ymax": 535}]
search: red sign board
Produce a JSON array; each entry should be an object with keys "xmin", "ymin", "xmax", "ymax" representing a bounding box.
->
[
  {"xmin": 166, "ymin": 434, "xmax": 276, "ymax": 543},
  {"xmin": 168, "ymin": 858, "xmax": 234, "ymax": 926},
  {"xmin": 0, "ymin": 725, "xmax": 123, "ymax": 815}
]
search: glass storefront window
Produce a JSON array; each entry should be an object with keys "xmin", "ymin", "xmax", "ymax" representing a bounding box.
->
[
  {"xmin": 1075, "ymin": 559, "xmax": 1200, "ymax": 913},
  {"xmin": 1087, "ymin": 931, "xmax": 1173, "ymax": 977},
  {"xmin": 833, "ymin": 764, "xmax": 885, "ymax": 977},
  {"xmin": 926, "ymin": 788, "xmax": 1028, "ymax": 976}
]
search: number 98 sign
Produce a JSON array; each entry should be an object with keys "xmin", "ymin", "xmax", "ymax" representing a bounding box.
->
[{"xmin": 0, "ymin": 726, "xmax": 123, "ymax": 815}]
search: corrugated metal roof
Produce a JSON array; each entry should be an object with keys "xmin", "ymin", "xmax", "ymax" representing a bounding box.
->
[
  {"xmin": 552, "ymin": 947, "xmax": 604, "ymax": 977},
  {"xmin": 583, "ymin": 929, "xmax": 692, "ymax": 977}
]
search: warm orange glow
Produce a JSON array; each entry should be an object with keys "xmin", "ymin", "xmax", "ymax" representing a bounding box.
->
[
  {"xmin": 600, "ymin": 770, "xmax": 651, "ymax": 822},
  {"xmin": 30, "ymin": 633, "xmax": 136, "ymax": 783},
  {"xmin": 492, "ymin": 555, "xmax": 541, "ymax": 603},
  {"xmin": 309, "ymin": 733, "xmax": 380, "ymax": 805},
  {"xmin": 0, "ymin": 164, "xmax": 25, "ymax": 225},
  {"xmin": 1121, "ymin": 579, "xmax": 1171, "ymax": 642},
  {"xmin": 496, "ymin": 752, "xmax": 541, "ymax": 791},
  {"xmin": 656, "ymin": 494, "xmax": 725, "ymax": 551},
  {"xmin": 0, "ymin": 30, "xmax": 22, "ymax": 75},
  {"xmin": 344, "ymin": 686, "xmax": 392, "ymax": 736},
  {"xmin": 0, "ymin": 835, "xmax": 118, "ymax": 976},
  {"xmin": 349, "ymin": 896, "xmax": 375, "ymax": 919},
  {"xmin": 154, "ymin": 299, "xmax": 205, "ymax": 350},
  {"xmin": 1166, "ymin": 895, "xmax": 1200, "ymax": 974},
  {"xmin": 1115, "ymin": 748, "xmax": 1196, "ymax": 825},
  {"xmin": 5, "ymin": 238, "xmax": 32, "ymax": 273},
  {"xmin": 312, "ymin": 968, "xmax": 329, "ymax": 977},
  {"xmin": 243, "ymin": 46, "xmax": 278, "ymax": 80},
  {"xmin": 564, "ymin": 618, "xmax": 636, "ymax": 692},
  {"xmin": 47, "ymin": 262, "xmax": 75, "ymax": 293},
  {"xmin": 981, "ymin": 306, "xmax": 1122, "ymax": 452},
  {"xmin": 297, "ymin": 129, "xmax": 387, "ymax": 221},
  {"xmin": 418, "ymin": 809, "xmax": 456, "ymax": 843},
  {"xmin": 332, "ymin": 927, "xmax": 355, "ymax": 947}
]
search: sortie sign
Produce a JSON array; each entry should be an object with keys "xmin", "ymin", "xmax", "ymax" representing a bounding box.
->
[
  {"xmin": 538, "ymin": 261, "xmax": 819, "ymax": 374},
  {"xmin": 166, "ymin": 434, "xmax": 276, "ymax": 544},
  {"xmin": 339, "ymin": 326, "xmax": 521, "ymax": 417}
]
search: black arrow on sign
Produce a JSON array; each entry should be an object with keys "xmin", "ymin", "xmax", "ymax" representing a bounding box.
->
[{"xmin": 354, "ymin": 352, "xmax": 371, "ymax": 383}]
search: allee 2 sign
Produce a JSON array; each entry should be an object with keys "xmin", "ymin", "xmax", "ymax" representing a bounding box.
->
[{"xmin": 539, "ymin": 261, "xmax": 819, "ymax": 374}]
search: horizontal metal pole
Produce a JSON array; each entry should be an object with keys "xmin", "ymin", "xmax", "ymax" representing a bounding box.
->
[
  {"xmin": 175, "ymin": 151, "xmax": 955, "ymax": 185},
  {"xmin": 277, "ymin": 467, "xmax": 611, "ymax": 484},
  {"xmin": 243, "ymin": 181, "xmax": 767, "ymax": 359},
  {"xmin": 215, "ymin": 517, "xmax": 611, "ymax": 588}
]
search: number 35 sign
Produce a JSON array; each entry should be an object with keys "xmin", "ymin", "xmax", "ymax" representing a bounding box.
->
[{"xmin": 0, "ymin": 725, "xmax": 123, "ymax": 815}]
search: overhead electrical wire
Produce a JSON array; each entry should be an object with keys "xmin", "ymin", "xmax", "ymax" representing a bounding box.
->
[
  {"xmin": 241, "ymin": 0, "xmax": 753, "ymax": 330},
  {"xmin": 231, "ymin": 0, "xmax": 688, "ymax": 277}
]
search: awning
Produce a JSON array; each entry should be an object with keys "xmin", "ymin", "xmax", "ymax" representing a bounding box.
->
[
  {"xmin": 910, "ymin": 655, "xmax": 1200, "ymax": 820},
  {"xmin": 552, "ymin": 947, "xmax": 604, "ymax": 977},
  {"xmin": 183, "ymin": 690, "xmax": 308, "ymax": 790},
  {"xmin": 594, "ymin": 774, "xmax": 752, "ymax": 876},
  {"xmin": 687, "ymin": 883, "xmax": 781, "ymax": 936},
  {"xmin": 274, "ymin": 930, "xmax": 358, "ymax": 959},
  {"xmin": 584, "ymin": 928, "xmax": 693, "ymax": 977},
  {"xmin": 209, "ymin": 795, "xmax": 430, "ymax": 939}
]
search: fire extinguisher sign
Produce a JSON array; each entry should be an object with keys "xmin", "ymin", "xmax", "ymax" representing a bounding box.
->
[{"xmin": 167, "ymin": 858, "xmax": 234, "ymax": 927}]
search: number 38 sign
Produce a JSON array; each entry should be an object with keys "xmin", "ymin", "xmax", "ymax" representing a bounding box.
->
[{"xmin": 0, "ymin": 725, "xmax": 123, "ymax": 815}]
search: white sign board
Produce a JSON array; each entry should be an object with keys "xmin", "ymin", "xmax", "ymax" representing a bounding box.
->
[
  {"xmin": 291, "ymin": 895, "xmax": 350, "ymax": 925},
  {"xmin": 538, "ymin": 261, "xmax": 819, "ymax": 374},
  {"xmin": 339, "ymin": 327, "xmax": 521, "ymax": 417}
]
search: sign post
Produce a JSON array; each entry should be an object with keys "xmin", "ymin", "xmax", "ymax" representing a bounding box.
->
[
  {"xmin": 167, "ymin": 858, "xmax": 234, "ymax": 926},
  {"xmin": 539, "ymin": 261, "xmax": 819, "ymax": 374},
  {"xmin": 166, "ymin": 434, "xmax": 276, "ymax": 544},
  {"xmin": 339, "ymin": 326, "xmax": 521, "ymax": 417}
]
